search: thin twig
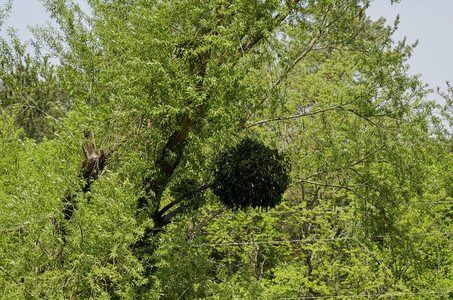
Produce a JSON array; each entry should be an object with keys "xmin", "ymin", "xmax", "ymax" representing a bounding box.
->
[
  {"xmin": 0, "ymin": 265, "xmax": 37, "ymax": 299},
  {"xmin": 20, "ymin": 93, "xmax": 77, "ymax": 143},
  {"xmin": 240, "ymin": 25, "xmax": 325, "ymax": 128},
  {"xmin": 297, "ymin": 179, "xmax": 366, "ymax": 200},
  {"xmin": 245, "ymin": 105, "xmax": 343, "ymax": 128}
]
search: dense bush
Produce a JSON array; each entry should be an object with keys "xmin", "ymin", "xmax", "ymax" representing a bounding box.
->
[{"xmin": 212, "ymin": 138, "xmax": 290, "ymax": 211}]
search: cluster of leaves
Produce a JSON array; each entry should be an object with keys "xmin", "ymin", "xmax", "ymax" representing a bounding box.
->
[
  {"xmin": 213, "ymin": 138, "xmax": 290, "ymax": 211},
  {"xmin": 170, "ymin": 178, "xmax": 205, "ymax": 211}
]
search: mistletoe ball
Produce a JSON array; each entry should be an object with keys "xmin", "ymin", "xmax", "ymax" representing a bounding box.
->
[{"xmin": 213, "ymin": 138, "xmax": 290, "ymax": 211}]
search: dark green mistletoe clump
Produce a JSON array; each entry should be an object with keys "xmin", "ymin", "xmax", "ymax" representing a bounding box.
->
[{"xmin": 213, "ymin": 138, "xmax": 290, "ymax": 211}]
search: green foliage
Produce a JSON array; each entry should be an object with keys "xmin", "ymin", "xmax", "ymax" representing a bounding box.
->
[
  {"xmin": 151, "ymin": 230, "xmax": 215, "ymax": 299},
  {"xmin": 2, "ymin": 0, "xmax": 453, "ymax": 298},
  {"xmin": 170, "ymin": 179, "xmax": 205, "ymax": 211},
  {"xmin": 213, "ymin": 138, "xmax": 290, "ymax": 211}
]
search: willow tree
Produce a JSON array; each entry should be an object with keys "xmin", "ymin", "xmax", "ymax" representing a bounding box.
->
[{"xmin": 1, "ymin": 0, "xmax": 444, "ymax": 298}]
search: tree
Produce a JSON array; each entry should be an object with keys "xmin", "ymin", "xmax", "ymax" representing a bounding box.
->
[
  {"xmin": 0, "ymin": 30, "xmax": 69, "ymax": 142},
  {"xmin": 1, "ymin": 0, "xmax": 452, "ymax": 298}
]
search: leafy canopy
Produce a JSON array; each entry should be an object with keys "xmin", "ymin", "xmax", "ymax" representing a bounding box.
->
[{"xmin": 2, "ymin": 0, "xmax": 453, "ymax": 299}]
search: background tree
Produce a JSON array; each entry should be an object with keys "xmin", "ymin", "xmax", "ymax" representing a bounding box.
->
[{"xmin": 0, "ymin": 31, "xmax": 69, "ymax": 142}]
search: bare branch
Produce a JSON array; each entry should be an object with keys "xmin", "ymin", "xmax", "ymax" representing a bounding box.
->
[
  {"xmin": 157, "ymin": 198, "xmax": 183, "ymax": 218},
  {"xmin": 245, "ymin": 105, "xmax": 343, "ymax": 128},
  {"xmin": 189, "ymin": 208, "xmax": 225, "ymax": 240},
  {"xmin": 342, "ymin": 107, "xmax": 379, "ymax": 127},
  {"xmin": 296, "ymin": 179, "xmax": 366, "ymax": 200},
  {"xmin": 240, "ymin": 19, "xmax": 327, "ymax": 128},
  {"xmin": 158, "ymin": 205, "xmax": 189, "ymax": 227},
  {"xmin": 297, "ymin": 179, "xmax": 357, "ymax": 191},
  {"xmin": 287, "ymin": 141, "xmax": 387, "ymax": 193}
]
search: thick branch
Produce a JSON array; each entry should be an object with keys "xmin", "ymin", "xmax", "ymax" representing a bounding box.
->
[
  {"xmin": 139, "ymin": 111, "xmax": 195, "ymax": 212},
  {"xmin": 139, "ymin": 47, "xmax": 210, "ymax": 214},
  {"xmin": 157, "ymin": 205, "xmax": 188, "ymax": 228},
  {"xmin": 61, "ymin": 131, "xmax": 125, "ymax": 243},
  {"xmin": 157, "ymin": 198, "xmax": 183, "ymax": 217},
  {"xmin": 189, "ymin": 208, "xmax": 225, "ymax": 240},
  {"xmin": 159, "ymin": 112, "xmax": 194, "ymax": 174}
]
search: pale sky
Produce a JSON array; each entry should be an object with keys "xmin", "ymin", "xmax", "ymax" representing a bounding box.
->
[
  {"xmin": 367, "ymin": 0, "xmax": 453, "ymax": 93},
  {"xmin": 2, "ymin": 0, "xmax": 452, "ymax": 93}
]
